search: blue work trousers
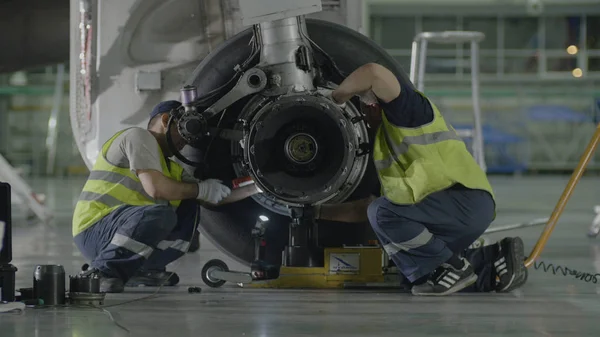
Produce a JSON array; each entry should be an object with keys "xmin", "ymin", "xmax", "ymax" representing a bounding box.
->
[
  {"xmin": 74, "ymin": 199, "xmax": 199, "ymax": 281},
  {"xmin": 367, "ymin": 185, "xmax": 495, "ymax": 285}
]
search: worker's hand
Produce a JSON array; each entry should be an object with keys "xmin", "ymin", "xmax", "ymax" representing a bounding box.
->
[
  {"xmin": 197, "ymin": 179, "xmax": 231, "ymax": 204},
  {"xmin": 317, "ymin": 87, "xmax": 346, "ymax": 109},
  {"xmin": 358, "ymin": 90, "xmax": 379, "ymax": 106}
]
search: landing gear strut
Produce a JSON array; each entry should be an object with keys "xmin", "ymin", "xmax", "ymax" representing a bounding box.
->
[{"xmin": 283, "ymin": 206, "xmax": 323, "ymax": 267}]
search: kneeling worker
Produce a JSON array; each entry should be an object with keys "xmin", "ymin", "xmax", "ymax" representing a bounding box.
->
[
  {"xmin": 72, "ymin": 100, "xmax": 261, "ymax": 293},
  {"xmin": 318, "ymin": 63, "xmax": 527, "ymax": 296}
]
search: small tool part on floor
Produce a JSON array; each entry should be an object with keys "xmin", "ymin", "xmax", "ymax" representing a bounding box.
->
[
  {"xmin": 15, "ymin": 288, "xmax": 45, "ymax": 305},
  {"xmin": 188, "ymin": 286, "xmax": 202, "ymax": 293},
  {"xmin": 69, "ymin": 271, "xmax": 106, "ymax": 306}
]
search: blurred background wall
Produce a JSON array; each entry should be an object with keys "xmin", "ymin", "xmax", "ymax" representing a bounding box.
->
[{"xmin": 1, "ymin": 0, "xmax": 599, "ymax": 178}]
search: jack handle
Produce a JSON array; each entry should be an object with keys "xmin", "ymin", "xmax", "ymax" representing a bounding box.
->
[{"xmin": 525, "ymin": 123, "xmax": 600, "ymax": 268}]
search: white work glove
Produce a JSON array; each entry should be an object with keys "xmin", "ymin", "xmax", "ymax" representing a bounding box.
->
[
  {"xmin": 317, "ymin": 87, "xmax": 346, "ymax": 109},
  {"xmin": 358, "ymin": 90, "xmax": 379, "ymax": 106},
  {"xmin": 197, "ymin": 179, "xmax": 231, "ymax": 204}
]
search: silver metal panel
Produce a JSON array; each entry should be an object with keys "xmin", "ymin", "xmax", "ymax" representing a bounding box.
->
[{"xmin": 239, "ymin": 0, "xmax": 322, "ymax": 26}]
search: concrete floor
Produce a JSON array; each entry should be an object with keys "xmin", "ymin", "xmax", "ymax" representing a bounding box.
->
[{"xmin": 2, "ymin": 175, "xmax": 600, "ymax": 336}]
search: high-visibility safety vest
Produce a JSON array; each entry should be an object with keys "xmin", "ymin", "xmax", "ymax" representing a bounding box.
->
[
  {"xmin": 372, "ymin": 94, "xmax": 495, "ymax": 205},
  {"xmin": 72, "ymin": 128, "xmax": 184, "ymax": 236}
]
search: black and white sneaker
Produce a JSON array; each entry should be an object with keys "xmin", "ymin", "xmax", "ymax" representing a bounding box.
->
[
  {"xmin": 411, "ymin": 258, "xmax": 478, "ymax": 296},
  {"xmin": 495, "ymin": 237, "xmax": 527, "ymax": 292}
]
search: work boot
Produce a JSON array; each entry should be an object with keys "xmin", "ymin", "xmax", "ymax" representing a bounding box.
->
[
  {"xmin": 125, "ymin": 269, "xmax": 180, "ymax": 287},
  {"xmin": 495, "ymin": 237, "xmax": 528, "ymax": 292},
  {"xmin": 80, "ymin": 267, "xmax": 125, "ymax": 293},
  {"xmin": 411, "ymin": 258, "xmax": 477, "ymax": 296}
]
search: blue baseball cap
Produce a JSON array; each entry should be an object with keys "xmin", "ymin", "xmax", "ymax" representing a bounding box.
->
[{"xmin": 150, "ymin": 100, "xmax": 182, "ymax": 119}]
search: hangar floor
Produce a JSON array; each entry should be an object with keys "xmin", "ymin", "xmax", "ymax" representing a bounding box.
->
[{"xmin": 2, "ymin": 175, "xmax": 600, "ymax": 336}]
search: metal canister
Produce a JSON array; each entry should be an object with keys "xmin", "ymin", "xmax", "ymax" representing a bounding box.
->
[
  {"xmin": 180, "ymin": 85, "xmax": 198, "ymax": 106},
  {"xmin": 33, "ymin": 265, "xmax": 66, "ymax": 305}
]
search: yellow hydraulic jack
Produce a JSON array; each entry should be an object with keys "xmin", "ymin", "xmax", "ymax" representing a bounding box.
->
[
  {"xmin": 201, "ymin": 208, "xmax": 403, "ymax": 289},
  {"xmin": 201, "ymin": 245, "xmax": 401, "ymax": 289},
  {"xmin": 245, "ymin": 246, "xmax": 388, "ymax": 289}
]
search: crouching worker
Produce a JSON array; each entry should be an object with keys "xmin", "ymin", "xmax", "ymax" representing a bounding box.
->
[
  {"xmin": 72, "ymin": 100, "xmax": 261, "ymax": 293},
  {"xmin": 314, "ymin": 195, "xmax": 527, "ymax": 295},
  {"xmin": 317, "ymin": 63, "xmax": 527, "ymax": 296}
]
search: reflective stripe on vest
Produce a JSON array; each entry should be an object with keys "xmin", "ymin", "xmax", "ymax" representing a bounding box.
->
[
  {"xmin": 374, "ymin": 116, "xmax": 462, "ymax": 171},
  {"xmin": 72, "ymin": 128, "xmax": 184, "ymax": 236},
  {"xmin": 372, "ymin": 93, "xmax": 494, "ymax": 206},
  {"xmin": 87, "ymin": 170, "xmax": 154, "ymax": 200}
]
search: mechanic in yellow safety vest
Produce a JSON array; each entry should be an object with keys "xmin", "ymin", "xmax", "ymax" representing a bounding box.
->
[
  {"xmin": 72, "ymin": 100, "xmax": 261, "ymax": 293},
  {"xmin": 317, "ymin": 63, "xmax": 527, "ymax": 296}
]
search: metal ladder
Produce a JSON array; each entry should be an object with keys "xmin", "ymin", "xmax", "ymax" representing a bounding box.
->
[{"xmin": 409, "ymin": 31, "xmax": 487, "ymax": 172}]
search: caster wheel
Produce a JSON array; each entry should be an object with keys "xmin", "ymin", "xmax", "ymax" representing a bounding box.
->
[{"xmin": 202, "ymin": 259, "xmax": 229, "ymax": 288}]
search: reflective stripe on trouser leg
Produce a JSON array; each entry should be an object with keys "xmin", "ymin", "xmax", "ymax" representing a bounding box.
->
[
  {"xmin": 156, "ymin": 239, "xmax": 190, "ymax": 252},
  {"xmin": 142, "ymin": 239, "xmax": 192, "ymax": 272},
  {"xmin": 378, "ymin": 226, "xmax": 453, "ymax": 282},
  {"xmin": 110, "ymin": 233, "xmax": 154, "ymax": 258},
  {"xmin": 382, "ymin": 230, "xmax": 433, "ymax": 256},
  {"xmin": 90, "ymin": 204, "xmax": 178, "ymax": 280},
  {"xmin": 367, "ymin": 197, "xmax": 454, "ymax": 283},
  {"xmin": 142, "ymin": 199, "xmax": 200, "ymax": 271}
]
